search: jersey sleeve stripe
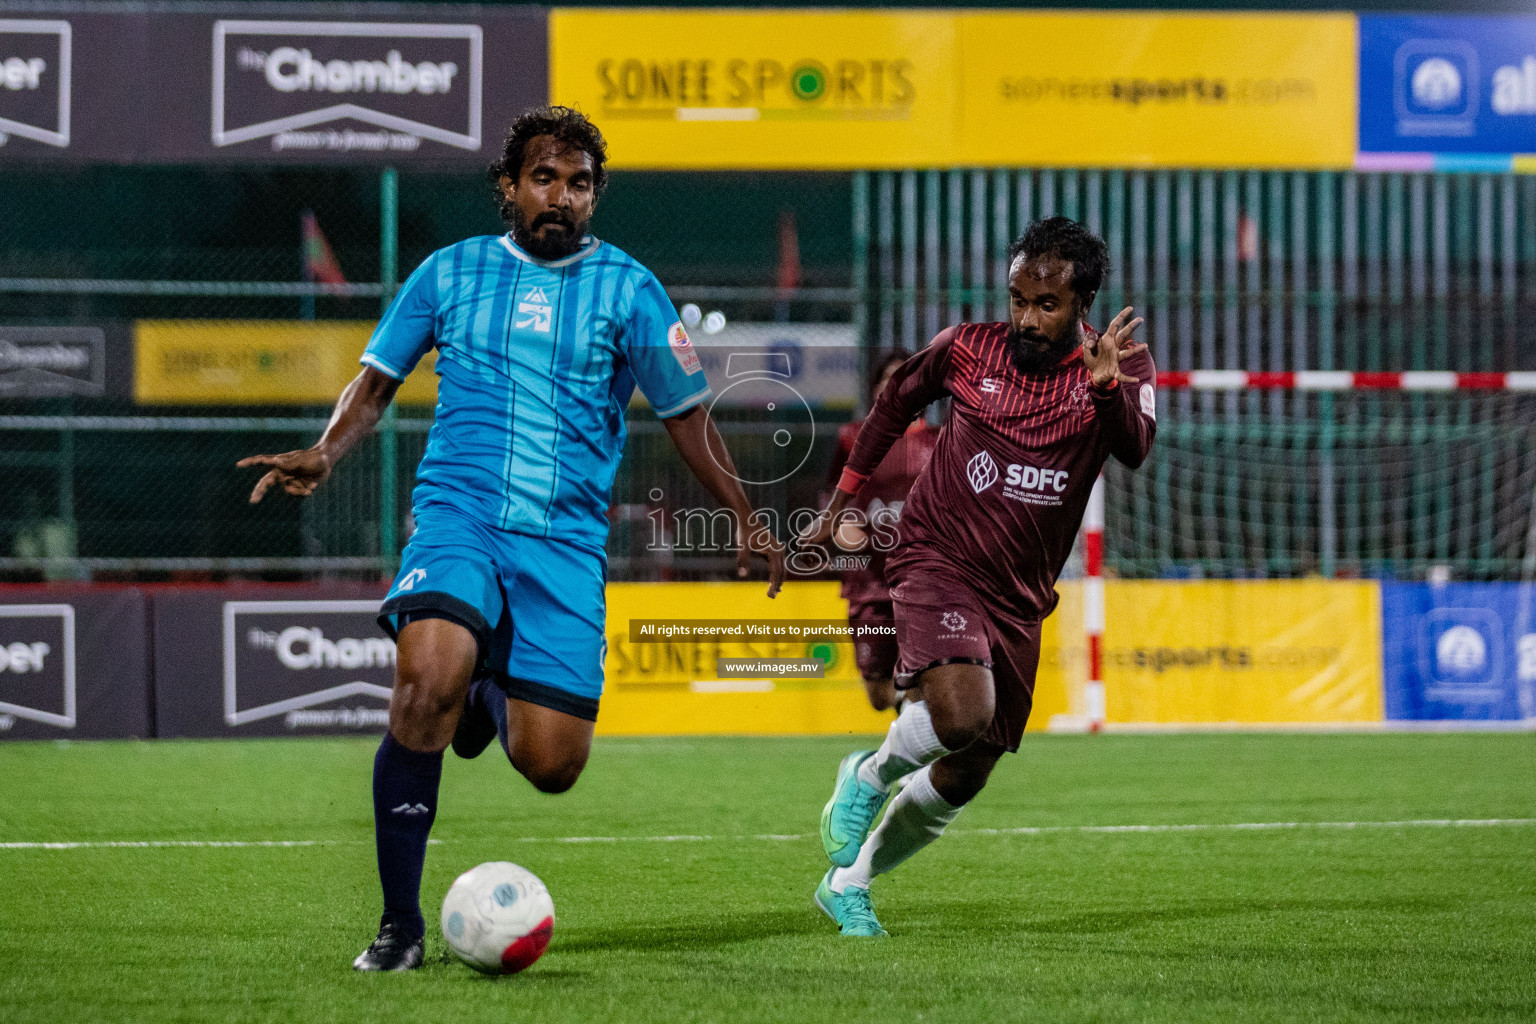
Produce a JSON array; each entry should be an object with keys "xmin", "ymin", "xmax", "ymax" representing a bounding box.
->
[
  {"xmin": 360, "ymin": 352, "xmax": 407, "ymax": 381},
  {"xmin": 651, "ymin": 386, "xmax": 713, "ymax": 419}
]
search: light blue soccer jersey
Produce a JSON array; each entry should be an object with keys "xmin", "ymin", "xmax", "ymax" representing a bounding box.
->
[{"xmin": 362, "ymin": 233, "xmax": 711, "ymax": 550}]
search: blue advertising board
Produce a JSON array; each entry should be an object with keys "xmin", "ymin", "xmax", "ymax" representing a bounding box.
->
[
  {"xmin": 1380, "ymin": 583, "xmax": 1536, "ymax": 722},
  {"xmin": 1361, "ymin": 15, "xmax": 1536, "ymax": 155}
]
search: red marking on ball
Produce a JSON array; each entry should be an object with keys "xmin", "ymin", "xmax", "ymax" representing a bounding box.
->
[{"xmin": 499, "ymin": 916, "xmax": 553, "ymax": 973}]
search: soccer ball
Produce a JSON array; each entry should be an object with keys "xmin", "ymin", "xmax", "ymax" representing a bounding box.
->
[{"xmin": 440, "ymin": 862, "xmax": 555, "ymax": 974}]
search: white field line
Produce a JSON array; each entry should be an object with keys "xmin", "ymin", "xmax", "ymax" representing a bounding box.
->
[{"xmin": 2, "ymin": 818, "xmax": 1533, "ymax": 850}]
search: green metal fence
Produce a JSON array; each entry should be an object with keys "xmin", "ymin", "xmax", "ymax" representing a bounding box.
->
[{"xmin": 3, "ymin": 165, "xmax": 1535, "ymax": 581}]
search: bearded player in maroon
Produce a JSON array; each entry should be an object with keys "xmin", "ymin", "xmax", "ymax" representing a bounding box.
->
[
  {"xmin": 823, "ymin": 351, "xmax": 941, "ymax": 712},
  {"xmin": 803, "ymin": 217, "xmax": 1156, "ymax": 936}
]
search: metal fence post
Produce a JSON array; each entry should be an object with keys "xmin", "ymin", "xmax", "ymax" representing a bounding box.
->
[
  {"xmin": 851, "ymin": 170, "xmax": 870, "ymax": 391},
  {"xmin": 379, "ymin": 166, "xmax": 400, "ymax": 577}
]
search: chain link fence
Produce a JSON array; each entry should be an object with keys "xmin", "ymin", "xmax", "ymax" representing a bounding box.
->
[
  {"xmin": 0, "ymin": 165, "xmax": 858, "ymax": 582},
  {"xmin": 4, "ymin": 164, "xmax": 1535, "ymax": 581}
]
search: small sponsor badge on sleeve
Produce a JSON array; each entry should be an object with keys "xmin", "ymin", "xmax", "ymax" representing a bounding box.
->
[
  {"xmin": 1139, "ymin": 383, "xmax": 1157, "ymax": 421},
  {"xmin": 668, "ymin": 322, "xmax": 702, "ymax": 375}
]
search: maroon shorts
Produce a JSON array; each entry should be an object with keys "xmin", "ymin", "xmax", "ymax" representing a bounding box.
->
[
  {"xmin": 847, "ymin": 597, "xmax": 899, "ymax": 683},
  {"xmin": 890, "ymin": 573, "xmax": 1042, "ymax": 753}
]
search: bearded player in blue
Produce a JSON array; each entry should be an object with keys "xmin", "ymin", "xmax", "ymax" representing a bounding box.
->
[{"xmin": 239, "ymin": 107, "xmax": 784, "ymax": 971}]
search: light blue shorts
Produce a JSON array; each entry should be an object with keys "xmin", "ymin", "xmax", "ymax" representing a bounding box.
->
[{"xmin": 378, "ymin": 504, "xmax": 606, "ymax": 720}]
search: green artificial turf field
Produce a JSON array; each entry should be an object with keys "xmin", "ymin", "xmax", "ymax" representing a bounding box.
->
[{"xmin": 2, "ymin": 732, "xmax": 1534, "ymax": 1023}]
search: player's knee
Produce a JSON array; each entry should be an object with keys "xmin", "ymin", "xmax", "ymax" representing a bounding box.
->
[
  {"xmin": 928, "ymin": 700, "xmax": 993, "ymax": 752},
  {"xmin": 391, "ymin": 674, "xmax": 463, "ymax": 726},
  {"xmin": 387, "ymin": 684, "xmax": 451, "ymax": 724},
  {"xmin": 524, "ymin": 763, "xmax": 583, "ymax": 794},
  {"xmin": 512, "ymin": 748, "xmax": 588, "ymax": 794}
]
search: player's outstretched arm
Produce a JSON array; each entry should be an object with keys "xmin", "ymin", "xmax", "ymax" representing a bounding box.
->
[
  {"xmin": 662, "ymin": 405, "xmax": 786, "ymax": 598},
  {"xmin": 237, "ymin": 367, "xmax": 400, "ymax": 503},
  {"xmin": 800, "ymin": 335, "xmax": 953, "ymax": 547}
]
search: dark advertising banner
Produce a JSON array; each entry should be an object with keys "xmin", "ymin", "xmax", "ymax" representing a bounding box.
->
[
  {"xmin": 0, "ymin": 17, "xmax": 69, "ymax": 151},
  {"xmin": 0, "ymin": 322, "xmax": 133, "ymax": 399},
  {"xmin": 1361, "ymin": 15, "xmax": 1536, "ymax": 156},
  {"xmin": 0, "ymin": 589, "xmax": 151, "ymax": 740},
  {"xmin": 154, "ymin": 587, "xmax": 395, "ymax": 737},
  {"xmin": 0, "ymin": 325, "xmax": 104, "ymax": 397},
  {"xmin": 1382, "ymin": 582, "xmax": 1536, "ymax": 722},
  {"xmin": 0, "ymin": 3, "xmax": 546, "ymax": 165}
]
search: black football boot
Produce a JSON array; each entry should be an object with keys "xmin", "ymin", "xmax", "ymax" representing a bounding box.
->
[{"xmin": 352, "ymin": 915, "xmax": 424, "ymax": 972}]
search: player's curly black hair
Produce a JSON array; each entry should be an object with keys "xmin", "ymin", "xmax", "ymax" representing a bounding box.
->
[
  {"xmin": 1006, "ymin": 216, "xmax": 1109, "ymax": 307},
  {"xmin": 488, "ymin": 105, "xmax": 609, "ymax": 209}
]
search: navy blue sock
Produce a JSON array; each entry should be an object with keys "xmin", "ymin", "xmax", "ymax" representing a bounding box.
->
[
  {"xmin": 474, "ymin": 676, "xmax": 510, "ymax": 757},
  {"xmin": 371, "ymin": 732, "xmax": 443, "ymax": 940}
]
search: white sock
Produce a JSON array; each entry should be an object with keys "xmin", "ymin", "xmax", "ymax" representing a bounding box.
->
[
  {"xmin": 857, "ymin": 700, "xmax": 948, "ymax": 791},
  {"xmin": 830, "ymin": 766, "xmax": 962, "ymax": 893}
]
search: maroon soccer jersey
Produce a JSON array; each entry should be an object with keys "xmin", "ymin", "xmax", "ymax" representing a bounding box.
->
[
  {"xmin": 824, "ymin": 418, "xmax": 940, "ymax": 603},
  {"xmin": 838, "ymin": 322, "xmax": 1157, "ymax": 622}
]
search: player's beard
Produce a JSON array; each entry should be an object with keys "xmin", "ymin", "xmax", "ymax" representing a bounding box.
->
[
  {"xmin": 1008, "ymin": 320, "xmax": 1080, "ymax": 374},
  {"xmin": 507, "ymin": 205, "xmax": 589, "ymax": 261}
]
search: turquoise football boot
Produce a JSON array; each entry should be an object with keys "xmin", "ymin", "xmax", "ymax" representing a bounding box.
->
[
  {"xmin": 814, "ymin": 867, "xmax": 888, "ymax": 937},
  {"xmin": 820, "ymin": 750, "xmax": 889, "ymax": 867}
]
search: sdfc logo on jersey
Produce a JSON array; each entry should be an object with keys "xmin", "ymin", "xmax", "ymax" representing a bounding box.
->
[
  {"xmin": 966, "ymin": 450, "xmax": 999, "ymax": 493},
  {"xmin": 668, "ymin": 322, "xmax": 702, "ymax": 375},
  {"xmin": 515, "ymin": 287, "xmax": 552, "ymax": 333},
  {"xmin": 979, "ymin": 377, "xmax": 1003, "ymax": 394}
]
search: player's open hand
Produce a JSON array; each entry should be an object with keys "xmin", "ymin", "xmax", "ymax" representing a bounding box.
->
[
  {"xmin": 797, "ymin": 508, "xmax": 837, "ymax": 548},
  {"xmin": 797, "ymin": 508, "xmax": 868, "ymax": 551},
  {"xmin": 237, "ymin": 448, "xmax": 331, "ymax": 503},
  {"xmin": 1084, "ymin": 306, "xmax": 1148, "ymax": 389},
  {"xmin": 739, "ymin": 511, "xmax": 786, "ymax": 598}
]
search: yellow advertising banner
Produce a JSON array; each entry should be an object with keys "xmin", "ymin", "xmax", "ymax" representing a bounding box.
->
[
  {"xmin": 599, "ymin": 581, "xmax": 892, "ymax": 736},
  {"xmin": 549, "ymin": 9, "xmax": 958, "ymax": 169},
  {"xmin": 597, "ymin": 580, "xmax": 1074, "ymax": 737},
  {"xmin": 595, "ymin": 580, "xmax": 1381, "ymax": 735},
  {"xmin": 1101, "ymin": 581, "xmax": 1383, "ymax": 724},
  {"xmin": 549, "ymin": 10, "xmax": 1355, "ymax": 169},
  {"xmin": 134, "ymin": 321, "xmax": 437, "ymax": 405},
  {"xmin": 958, "ymin": 12, "xmax": 1356, "ymax": 168}
]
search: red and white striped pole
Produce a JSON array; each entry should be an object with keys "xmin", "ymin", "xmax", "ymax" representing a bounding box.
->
[
  {"xmin": 1156, "ymin": 370, "xmax": 1536, "ymax": 391},
  {"xmin": 1083, "ymin": 475, "xmax": 1106, "ymax": 733}
]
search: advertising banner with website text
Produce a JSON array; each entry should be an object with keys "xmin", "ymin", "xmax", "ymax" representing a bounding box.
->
[
  {"xmin": 134, "ymin": 320, "xmax": 437, "ymax": 405},
  {"xmin": 598, "ymin": 581, "xmax": 1076, "ymax": 737},
  {"xmin": 960, "ymin": 12, "xmax": 1357, "ymax": 169},
  {"xmin": 1101, "ymin": 580, "xmax": 1383, "ymax": 725},
  {"xmin": 550, "ymin": 9, "xmax": 1355, "ymax": 170},
  {"xmin": 600, "ymin": 580, "xmax": 1384, "ymax": 735},
  {"xmin": 600, "ymin": 581, "xmax": 893, "ymax": 736}
]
